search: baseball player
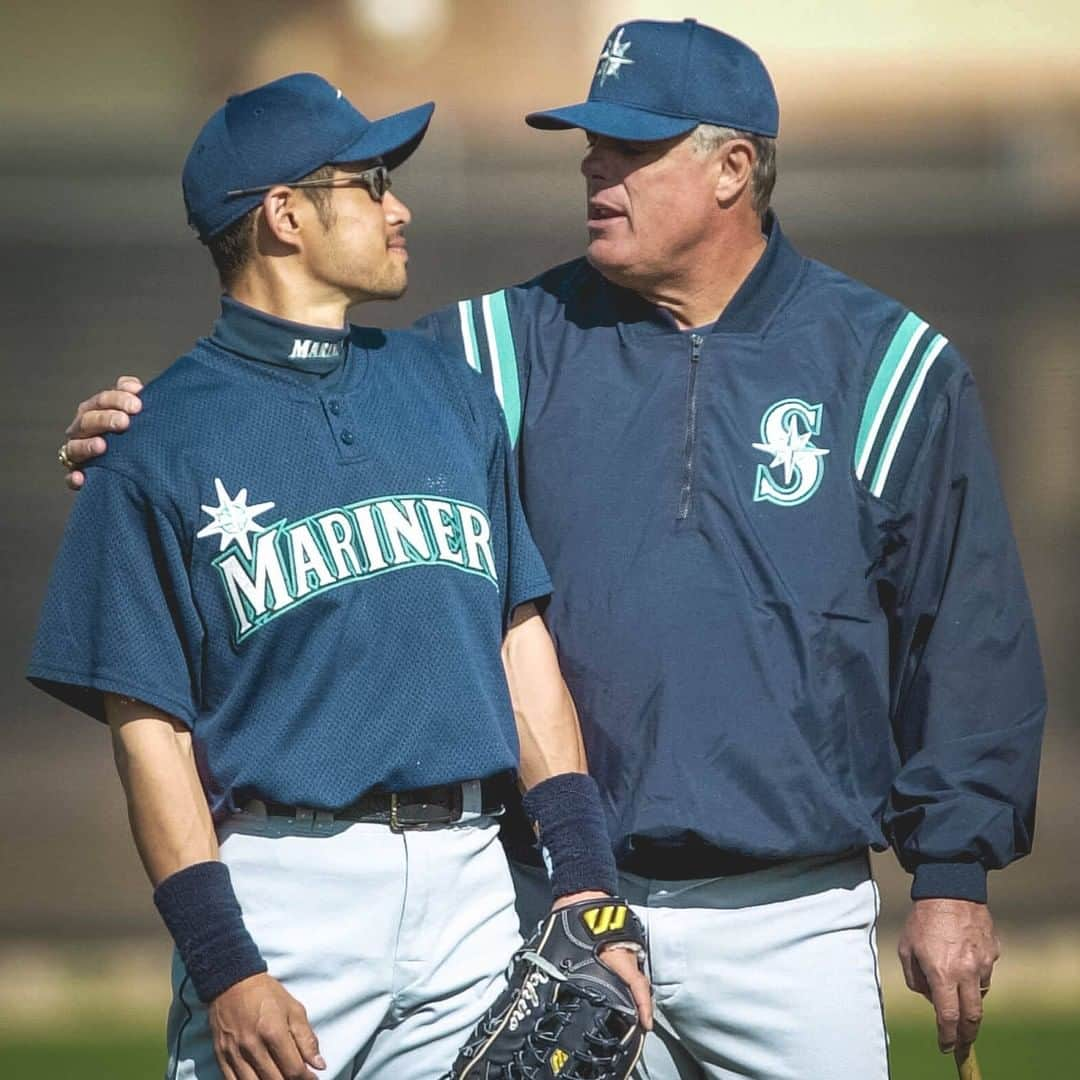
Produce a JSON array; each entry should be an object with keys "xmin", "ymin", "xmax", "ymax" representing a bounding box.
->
[
  {"xmin": 60, "ymin": 19, "xmax": 1046, "ymax": 1080},
  {"xmin": 32, "ymin": 74, "xmax": 648, "ymax": 1080}
]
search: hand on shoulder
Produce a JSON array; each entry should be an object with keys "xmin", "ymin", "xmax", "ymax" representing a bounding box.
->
[{"xmin": 60, "ymin": 375, "xmax": 143, "ymax": 490}]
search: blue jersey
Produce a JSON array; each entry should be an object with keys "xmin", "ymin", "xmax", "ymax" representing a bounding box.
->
[
  {"xmin": 415, "ymin": 214, "xmax": 1046, "ymax": 901},
  {"xmin": 29, "ymin": 298, "xmax": 551, "ymax": 818}
]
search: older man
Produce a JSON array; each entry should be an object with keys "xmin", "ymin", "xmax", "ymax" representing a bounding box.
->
[{"xmin": 62, "ymin": 19, "xmax": 1044, "ymax": 1080}]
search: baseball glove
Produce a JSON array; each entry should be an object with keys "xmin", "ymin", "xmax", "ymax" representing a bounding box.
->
[{"xmin": 446, "ymin": 897, "xmax": 647, "ymax": 1079}]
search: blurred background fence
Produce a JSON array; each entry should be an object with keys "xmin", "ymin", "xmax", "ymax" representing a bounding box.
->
[{"xmin": 2, "ymin": 0, "xmax": 1078, "ymax": 1072}]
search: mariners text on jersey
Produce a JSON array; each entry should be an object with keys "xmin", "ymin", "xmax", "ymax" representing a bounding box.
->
[
  {"xmin": 29, "ymin": 297, "xmax": 551, "ymax": 817},
  {"xmin": 209, "ymin": 489, "xmax": 498, "ymax": 642},
  {"xmin": 415, "ymin": 213, "xmax": 1045, "ymax": 902}
]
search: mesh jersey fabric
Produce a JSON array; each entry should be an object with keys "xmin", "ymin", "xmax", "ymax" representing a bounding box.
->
[{"xmin": 29, "ymin": 304, "xmax": 551, "ymax": 816}]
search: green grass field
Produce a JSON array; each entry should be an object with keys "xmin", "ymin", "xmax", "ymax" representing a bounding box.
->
[{"xmin": 0, "ymin": 1015, "xmax": 1076, "ymax": 1080}]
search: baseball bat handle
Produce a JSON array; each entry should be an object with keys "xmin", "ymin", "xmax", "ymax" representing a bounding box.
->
[{"xmin": 955, "ymin": 1045, "xmax": 982, "ymax": 1080}]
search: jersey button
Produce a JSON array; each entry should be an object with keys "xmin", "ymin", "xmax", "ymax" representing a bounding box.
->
[
  {"xmin": 327, "ymin": 399, "xmax": 342, "ymax": 416},
  {"xmin": 340, "ymin": 430, "xmax": 355, "ymax": 445}
]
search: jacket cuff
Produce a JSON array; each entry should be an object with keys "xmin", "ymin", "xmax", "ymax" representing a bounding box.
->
[{"xmin": 910, "ymin": 861, "xmax": 988, "ymax": 903}]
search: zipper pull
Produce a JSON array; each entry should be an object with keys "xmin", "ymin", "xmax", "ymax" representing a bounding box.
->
[{"xmin": 691, "ymin": 333, "xmax": 703, "ymax": 361}]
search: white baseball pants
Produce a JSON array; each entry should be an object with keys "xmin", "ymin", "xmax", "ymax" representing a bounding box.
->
[
  {"xmin": 512, "ymin": 852, "xmax": 890, "ymax": 1080},
  {"xmin": 165, "ymin": 811, "xmax": 520, "ymax": 1080}
]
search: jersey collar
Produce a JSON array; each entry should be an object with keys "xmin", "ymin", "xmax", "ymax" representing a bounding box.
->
[
  {"xmin": 710, "ymin": 211, "xmax": 803, "ymax": 335},
  {"xmin": 210, "ymin": 295, "xmax": 349, "ymax": 375}
]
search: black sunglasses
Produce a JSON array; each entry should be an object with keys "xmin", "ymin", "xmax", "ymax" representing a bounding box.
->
[{"xmin": 226, "ymin": 164, "xmax": 392, "ymax": 201}]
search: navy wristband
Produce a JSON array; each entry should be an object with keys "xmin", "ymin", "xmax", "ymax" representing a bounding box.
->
[
  {"xmin": 153, "ymin": 861, "xmax": 267, "ymax": 1003},
  {"xmin": 910, "ymin": 860, "xmax": 988, "ymax": 904},
  {"xmin": 522, "ymin": 772, "xmax": 619, "ymax": 898}
]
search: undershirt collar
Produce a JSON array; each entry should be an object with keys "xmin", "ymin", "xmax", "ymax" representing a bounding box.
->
[{"xmin": 209, "ymin": 295, "xmax": 349, "ymax": 376}]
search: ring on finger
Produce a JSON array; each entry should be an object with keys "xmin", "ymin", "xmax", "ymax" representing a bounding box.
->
[{"xmin": 57, "ymin": 444, "xmax": 75, "ymax": 470}]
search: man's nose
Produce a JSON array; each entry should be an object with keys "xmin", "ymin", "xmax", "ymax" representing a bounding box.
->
[
  {"xmin": 384, "ymin": 191, "xmax": 411, "ymax": 225},
  {"xmin": 580, "ymin": 143, "xmax": 611, "ymax": 183}
]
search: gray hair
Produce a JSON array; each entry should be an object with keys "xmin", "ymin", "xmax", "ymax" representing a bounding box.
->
[{"xmin": 691, "ymin": 124, "xmax": 776, "ymax": 215}]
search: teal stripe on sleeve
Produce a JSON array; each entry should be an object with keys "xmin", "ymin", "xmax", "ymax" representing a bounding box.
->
[
  {"xmin": 869, "ymin": 333, "xmax": 948, "ymax": 498},
  {"xmin": 854, "ymin": 312, "xmax": 928, "ymax": 480},
  {"xmin": 456, "ymin": 299, "xmax": 482, "ymax": 372},
  {"xmin": 482, "ymin": 290, "xmax": 523, "ymax": 448}
]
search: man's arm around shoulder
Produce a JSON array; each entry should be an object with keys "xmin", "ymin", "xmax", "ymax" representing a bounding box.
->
[{"xmin": 60, "ymin": 377, "xmax": 144, "ymax": 490}]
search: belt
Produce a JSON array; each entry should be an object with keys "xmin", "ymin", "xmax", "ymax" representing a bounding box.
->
[
  {"xmin": 620, "ymin": 840, "xmax": 783, "ymax": 881},
  {"xmin": 247, "ymin": 777, "xmax": 507, "ymax": 832}
]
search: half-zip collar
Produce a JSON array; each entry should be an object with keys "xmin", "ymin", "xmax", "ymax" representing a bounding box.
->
[
  {"xmin": 613, "ymin": 212, "xmax": 805, "ymax": 339},
  {"xmin": 210, "ymin": 295, "xmax": 349, "ymax": 376}
]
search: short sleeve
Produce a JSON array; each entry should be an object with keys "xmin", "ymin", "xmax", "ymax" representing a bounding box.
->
[
  {"xmin": 27, "ymin": 467, "xmax": 203, "ymax": 725},
  {"xmin": 485, "ymin": 408, "xmax": 551, "ymax": 628}
]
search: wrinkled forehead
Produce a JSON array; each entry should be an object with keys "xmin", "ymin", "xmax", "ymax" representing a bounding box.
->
[
  {"xmin": 583, "ymin": 130, "xmax": 708, "ymax": 179},
  {"xmin": 585, "ymin": 130, "xmax": 693, "ymax": 152}
]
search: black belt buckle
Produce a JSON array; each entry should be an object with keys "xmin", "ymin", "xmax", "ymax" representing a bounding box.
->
[{"xmin": 389, "ymin": 785, "xmax": 462, "ymax": 832}]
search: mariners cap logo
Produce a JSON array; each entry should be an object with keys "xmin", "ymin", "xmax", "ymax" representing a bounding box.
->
[{"xmin": 595, "ymin": 27, "xmax": 634, "ymax": 86}]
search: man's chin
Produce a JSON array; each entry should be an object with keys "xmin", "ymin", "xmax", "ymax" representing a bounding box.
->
[
  {"xmin": 349, "ymin": 275, "xmax": 409, "ymax": 305},
  {"xmin": 381, "ymin": 279, "xmax": 409, "ymax": 300},
  {"xmin": 585, "ymin": 242, "xmax": 633, "ymax": 288},
  {"xmin": 384, "ymin": 266, "xmax": 409, "ymax": 299}
]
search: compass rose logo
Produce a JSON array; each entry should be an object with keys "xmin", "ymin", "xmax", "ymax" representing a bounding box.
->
[
  {"xmin": 196, "ymin": 478, "xmax": 276, "ymax": 558},
  {"xmin": 752, "ymin": 399, "xmax": 830, "ymax": 507},
  {"xmin": 596, "ymin": 27, "xmax": 634, "ymax": 87}
]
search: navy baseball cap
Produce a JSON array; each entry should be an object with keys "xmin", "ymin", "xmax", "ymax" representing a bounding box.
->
[
  {"xmin": 183, "ymin": 73, "xmax": 435, "ymax": 240},
  {"xmin": 526, "ymin": 19, "xmax": 778, "ymax": 142}
]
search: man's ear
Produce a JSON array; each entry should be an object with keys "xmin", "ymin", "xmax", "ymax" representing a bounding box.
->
[
  {"xmin": 714, "ymin": 139, "xmax": 755, "ymax": 206},
  {"xmin": 259, "ymin": 186, "xmax": 304, "ymax": 251}
]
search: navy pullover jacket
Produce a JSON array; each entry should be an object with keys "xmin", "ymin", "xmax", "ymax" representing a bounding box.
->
[{"xmin": 423, "ymin": 215, "xmax": 1044, "ymax": 902}]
